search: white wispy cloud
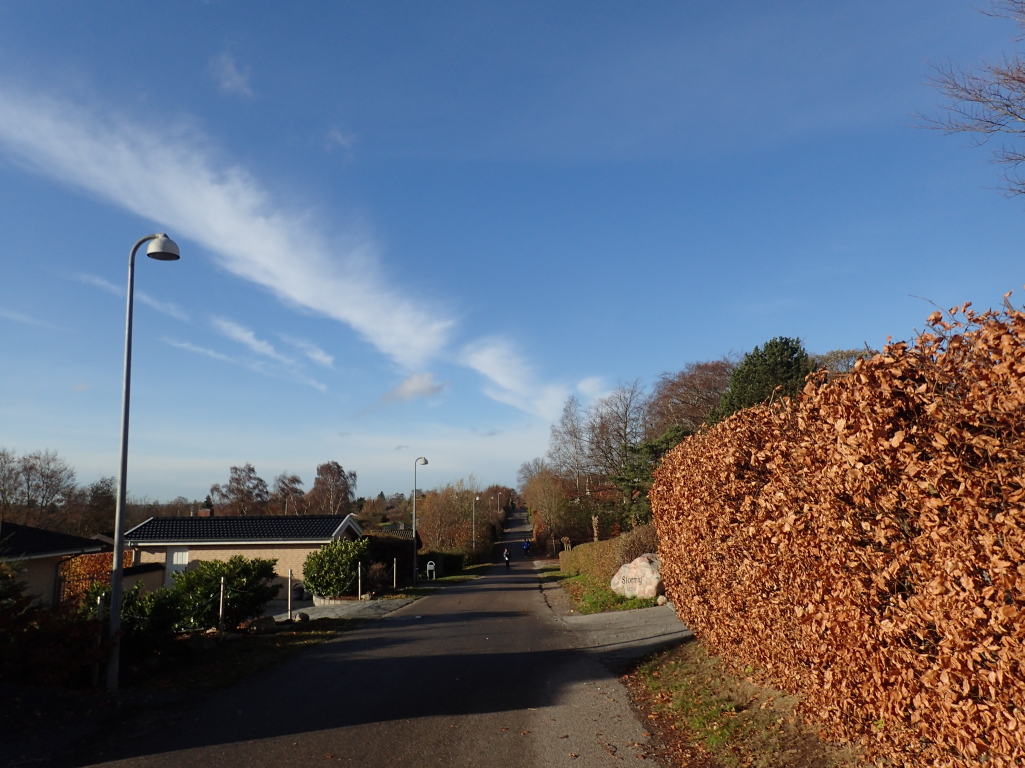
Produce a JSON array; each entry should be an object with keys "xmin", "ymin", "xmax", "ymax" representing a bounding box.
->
[
  {"xmin": 278, "ymin": 334, "xmax": 334, "ymax": 368},
  {"xmin": 210, "ymin": 54, "xmax": 253, "ymax": 97},
  {"xmin": 0, "ymin": 86, "xmax": 454, "ymax": 369},
  {"xmin": 211, "ymin": 317, "xmax": 291, "ymax": 362},
  {"xmin": 165, "ymin": 338, "xmax": 326, "ymax": 391},
  {"xmin": 138, "ymin": 292, "xmax": 189, "ymax": 321},
  {"xmin": 165, "ymin": 339, "xmax": 234, "ymax": 363},
  {"xmin": 0, "ymin": 308, "xmax": 60, "ymax": 329},
  {"xmin": 326, "ymin": 127, "xmax": 357, "ymax": 152},
  {"xmin": 576, "ymin": 376, "xmax": 608, "ymax": 402},
  {"xmin": 382, "ymin": 372, "xmax": 447, "ymax": 403},
  {"xmin": 76, "ymin": 274, "xmax": 121, "ymax": 295},
  {"xmin": 74, "ymin": 273, "xmax": 188, "ymax": 320},
  {"xmin": 461, "ymin": 337, "xmax": 567, "ymax": 420}
]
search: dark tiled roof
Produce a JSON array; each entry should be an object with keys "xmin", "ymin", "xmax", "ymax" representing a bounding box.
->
[
  {"xmin": 124, "ymin": 515, "xmax": 361, "ymax": 544},
  {"xmin": 0, "ymin": 522, "xmax": 107, "ymax": 560}
]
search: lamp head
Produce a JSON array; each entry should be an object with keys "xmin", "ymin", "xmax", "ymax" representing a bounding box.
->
[
  {"xmin": 147, "ymin": 233, "xmax": 180, "ymax": 261},
  {"xmin": 416, "ymin": 456, "xmax": 428, "ymax": 466}
]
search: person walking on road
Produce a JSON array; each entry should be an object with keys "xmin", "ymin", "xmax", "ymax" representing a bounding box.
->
[
  {"xmin": 503, "ymin": 548, "xmax": 510, "ymax": 569},
  {"xmin": 522, "ymin": 539, "xmax": 530, "ymax": 557}
]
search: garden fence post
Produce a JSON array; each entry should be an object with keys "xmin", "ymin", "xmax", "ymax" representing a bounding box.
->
[{"xmin": 218, "ymin": 575, "xmax": 226, "ymax": 634}]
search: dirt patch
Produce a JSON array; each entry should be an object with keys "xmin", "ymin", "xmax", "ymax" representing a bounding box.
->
[{"xmin": 622, "ymin": 639, "xmax": 865, "ymax": 768}]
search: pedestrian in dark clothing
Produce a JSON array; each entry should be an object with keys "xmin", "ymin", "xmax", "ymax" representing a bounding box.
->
[{"xmin": 503, "ymin": 548, "xmax": 510, "ymax": 569}]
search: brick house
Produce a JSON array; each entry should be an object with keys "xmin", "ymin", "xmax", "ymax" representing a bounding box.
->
[
  {"xmin": 125, "ymin": 514, "xmax": 363, "ymax": 588},
  {"xmin": 0, "ymin": 522, "xmax": 106, "ymax": 606}
]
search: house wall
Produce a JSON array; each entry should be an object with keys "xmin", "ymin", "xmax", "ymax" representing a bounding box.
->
[
  {"xmin": 18, "ymin": 557, "xmax": 60, "ymax": 606},
  {"xmin": 136, "ymin": 544, "xmax": 322, "ymax": 586}
]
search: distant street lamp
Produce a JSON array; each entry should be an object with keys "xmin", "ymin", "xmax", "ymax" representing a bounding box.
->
[
  {"xmin": 472, "ymin": 494, "xmax": 480, "ymax": 553},
  {"xmin": 412, "ymin": 456, "xmax": 428, "ymax": 583},
  {"xmin": 107, "ymin": 233, "xmax": 180, "ymax": 694}
]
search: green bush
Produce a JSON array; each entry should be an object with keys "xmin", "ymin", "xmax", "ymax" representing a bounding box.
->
[
  {"xmin": 82, "ymin": 580, "xmax": 182, "ymax": 639},
  {"xmin": 303, "ymin": 538, "xmax": 369, "ymax": 597},
  {"xmin": 171, "ymin": 556, "xmax": 280, "ymax": 630}
]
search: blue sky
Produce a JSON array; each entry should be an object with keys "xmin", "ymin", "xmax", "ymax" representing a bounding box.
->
[{"xmin": 0, "ymin": 1, "xmax": 1022, "ymax": 502}]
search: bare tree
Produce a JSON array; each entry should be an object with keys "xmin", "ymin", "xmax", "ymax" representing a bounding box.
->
[
  {"xmin": 211, "ymin": 463, "xmax": 269, "ymax": 516},
  {"xmin": 645, "ymin": 360, "xmax": 734, "ymax": 439},
  {"xmin": 584, "ymin": 380, "xmax": 649, "ymax": 483},
  {"xmin": 308, "ymin": 461, "xmax": 356, "ymax": 516},
  {"xmin": 516, "ymin": 457, "xmax": 547, "ymax": 490},
  {"xmin": 19, "ymin": 450, "xmax": 76, "ymax": 512},
  {"xmin": 0, "ymin": 448, "xmax": 20, "ymax": 523},
  {"xmin": 927, "ymin": 1, "xmax": 1025, "ymax": 195},
  {"xmin": 522, "ymin": 469, "xmax": 570, "ymax": 540},
  {"xmin": 272, "ymin": 472, "xmax": 306, "ymax": 515},
  {"xmin": 547, "ymin": 396, "xmax": 592, "ymax": 491}
]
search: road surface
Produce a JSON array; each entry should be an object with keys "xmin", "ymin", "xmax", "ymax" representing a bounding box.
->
[{"xmin": 76, "ymin": 513, "xmax": 684, "ymax": 767}]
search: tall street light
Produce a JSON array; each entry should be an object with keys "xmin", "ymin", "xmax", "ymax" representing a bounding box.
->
[
  {"xmin": 472, "ymin": 494, "xmax": 480, "ymax": 554},
  {"xmin": 412, "ymin": 456, "xmax": 427, "ymax": 583},
  {"xmin": 107, "ymin": 233, "xmax": 180, "ymax": 693}
]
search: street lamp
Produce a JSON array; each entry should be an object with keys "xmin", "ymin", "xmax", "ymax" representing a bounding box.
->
[
  {"xmin": 472, "ymin": 494, "xmax": 480, "ymax": 553},
  {"xmin": 412, "ymin": 456, "xmax": 427, "ymax": 583},
  {"xmin": 107, "ymin": 233, "xmax": 180, "ymax": 693}
]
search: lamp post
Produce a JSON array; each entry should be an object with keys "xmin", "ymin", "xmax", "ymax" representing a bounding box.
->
[
  {"xmin": 412, "ymin": 456, "xmax": 427, "ymax": 583},
  {"xmin": 472, "ymin": 494, "xmax": 480, "ymax": 553},
  {"xmin": 107, "ymin": 233, "xmax": 180, "ymax": 694}
]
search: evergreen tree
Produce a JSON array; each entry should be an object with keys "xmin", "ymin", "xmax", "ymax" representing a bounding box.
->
[{"xmin": 707, "ymin": 337, "xmax": 810, "ymax": 425}]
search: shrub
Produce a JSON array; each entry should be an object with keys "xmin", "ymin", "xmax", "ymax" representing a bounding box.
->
[
  {"xmin": 82, "ymin": 580, "xmax": 182, "ymax": 639},
  {"xmin": 559, "ymin": 537, "xmax": 620, "ymax": 581},
  {"xmin": 303, "ymin": 538, "xmax": 369, "ymax": 597},
  {"xmin": 171, "ymin": 556, "xmax": 280, "ymax": 630},
  {"xmin": 614, "ymin": 523, "xmax": 658, "ymax": 565}
]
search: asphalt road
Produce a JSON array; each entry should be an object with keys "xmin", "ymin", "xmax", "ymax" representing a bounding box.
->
[{"xmin": 76, "ymin": 518, "xmax": 686, "ymax": 768}]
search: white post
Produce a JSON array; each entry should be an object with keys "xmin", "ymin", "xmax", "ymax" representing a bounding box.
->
[
  {"xmin": 358, "ymin": 563, "xmax": 362, "ymax": 600},
  {"xmin": 218, "ymin": 575, "xmax": 226, "ymax": 634},
  {"xmin": 287, "ymin": 568, "xmax": 293, "ymax": 621},
  {"xmin": 393, "ymin": 557, "xmax": 397, "ymax": 589}
]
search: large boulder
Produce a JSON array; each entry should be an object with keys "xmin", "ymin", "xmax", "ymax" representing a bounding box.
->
[{"xmin": 610, "ymin": 553, "xmax": 663, "ymax": 599}]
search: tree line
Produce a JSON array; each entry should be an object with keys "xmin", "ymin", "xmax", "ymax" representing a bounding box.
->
[
  {"xmin": 0, "ymin": 451, "xmax": 362, "ymax": 538},
  {"xmin": 0, "ymin": 446, "xmax": 516, "ymax": 553},
  {"xmin": 519, "ymin": 341, "xmax": 870, "ymax": 551}
]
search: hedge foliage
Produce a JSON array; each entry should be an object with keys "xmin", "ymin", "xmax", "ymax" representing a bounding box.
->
[
  {"xmin": 559, "ymin": 523, "xmax": 658, "ymax": 581},
  {"xmin": 651, "ymin": 304, "xmax": 1025, "ymax": 768}
]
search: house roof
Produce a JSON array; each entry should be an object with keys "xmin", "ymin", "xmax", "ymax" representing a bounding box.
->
[
  {"xmin": 124, "ymin": 514, "xmax": 363, "ymax": 546},
  {"xmin": 0, "ymin": 522, "xmax": 107, "ymax": 561}
]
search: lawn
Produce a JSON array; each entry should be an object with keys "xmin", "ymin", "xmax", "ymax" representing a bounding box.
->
[{"xmin": 548, "ymin": 567, "xmax": 659, "ymax": 614}]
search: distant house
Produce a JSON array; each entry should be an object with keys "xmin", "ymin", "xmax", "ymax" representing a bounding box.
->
[
  {"xmin": 125, "ymin": 514, "xmax": 364, "ymax": 587},
  {"xmin": 0, "ymin": 522, "xmax": 106, "ymax": 606}
]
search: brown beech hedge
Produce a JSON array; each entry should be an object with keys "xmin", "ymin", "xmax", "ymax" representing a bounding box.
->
[{"xmin": 651, "ymin": 303, "xmax": 1025, "ymax": 767}]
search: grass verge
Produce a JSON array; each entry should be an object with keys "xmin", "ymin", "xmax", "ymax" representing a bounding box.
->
[
  {"xmin": 623, "ymin": 640, "xmax": 863, "ymax": 768},
  {"xmin": 558, "ymin": 571, "xmax": 659, "ymax": 614}
]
